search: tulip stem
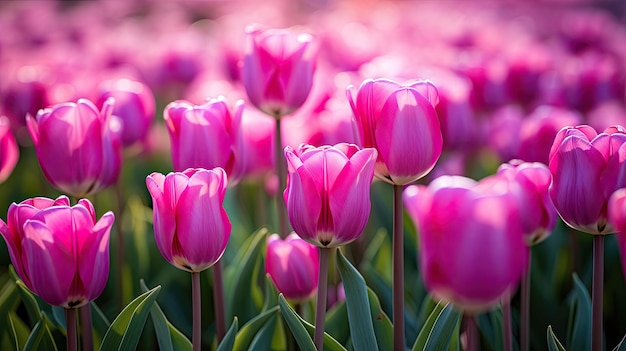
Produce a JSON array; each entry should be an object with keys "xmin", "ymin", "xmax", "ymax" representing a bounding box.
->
[
  {"xmin": 392, "ymin": 184, "xmax": 405, "ymax": 351},
  {"xmin": 80, "ymin": 304, "xmax": 93, "ymax": 351},
  {"xmin": 275, "ymin": 117, "xmax": 289, "ymax": 238},
  {"xmin": 66, "ymin": 308, "xmax": 77, "ymax": 351},
  {"xmin": 314, "ymin": 247, "xmax": 330, "ymax": 351},
  {"xmin": 502, "ymin": 298, "xmax": 513, "ymax": 351},
  {"xmin": 212, "ymin": 260, "xmax": 226, "ymax": 343},
  {"xmin": 192, "ymin": 271, "xmax": 201, "ymax": 351},
  {"xmin": 115, "ymin": 180, "xmax": 126, "ymax": 308},
  {"xmin": 520, "ymin": 249, "xmax": 532, "ymax": 351},
  {"xmin": 463, "ymin": 315, "xmax": 479, "ymax": 351},
  {"xmin": 592, "ymin": 235, "xmax": 604, "ymax": 351}
]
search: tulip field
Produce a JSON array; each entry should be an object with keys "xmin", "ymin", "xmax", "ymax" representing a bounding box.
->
[{"xmin": 2, "ymin": 1, "xmax": 626, "ymax": 350}]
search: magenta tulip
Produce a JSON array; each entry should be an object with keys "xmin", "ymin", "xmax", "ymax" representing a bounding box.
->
[
  {"xmin": 347, "ymin": 78, "xmax": 443, "ymax": 185},
  {"xmin": 164, "ymin": 98, "xmax": 244, "ymax": 186},
  {"xmin": 284, "ymin": 143, "xmax": 377, "ymax": 248},
  {"xmin": 146, "ymin": 167, "xmax": 231, "ymax": 272},
  {"xmin": 97, "ymin": 78, "xmax": 155, "ymax": 147},
  {"xmin": 26, "ymin": 98, "xmax": 122, "ymax": 197},
  {"xmin": 403, "ymin": 176, "xmax": 527, "ymax": 314},
  {"xmin": 0, "ymin": 116, "xmax": 19, "ymax": 184},
  {"xmin": 0, "ymin": 196, "xmax": 114, "ymax": 308},
  {"xmin": 241, "ymin": 25, "xmax": 317, "ymax": 118},
  {"xmin": 548, "ymin": 125, "xmax": 626, "ymax": 234},
  {"xmin": 265, "ymin": 233, "xmax": 319, "ymax": 301},
  {"xmin": 608, "ymin": 188, "xmax": 626, "ymax": 278}
]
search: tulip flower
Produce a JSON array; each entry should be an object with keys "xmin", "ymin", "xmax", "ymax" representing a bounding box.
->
[
  {"xmin": 26, "ymin": 98, "xmax": 122, "ymax": 197},
  {"xmin": 0, "ymin": 116, "xmax": 19, "ymax": 184},
  {"xmin": 265, "ymin": 233, "xmax": 319, "ymax": 301},
  {"xmin": 0, "ymin": 196, "xmax": 114, "ymax": 308},
  {"xmin": 164, "ymin": 98, "xmax": 244, "ymax": 186},
  {"xmin": 146, "ymin": 167, "xmax": 231, "ymax": 348},
  {"xmin": 241, "ymin": 25, "xmax": 317, "ymax": 118},
  {"xmin": 97, "ymin": 78, "xmax": 155, "ymax": 147},
  {"xmin": 284, "ymin": 143, "xmax": 377, "ymax": 248},
  {"xmin": 347, "ymin": 78, "xmax": 442, "ymax": 185},
  {"xmin": 403, "ymin": 175, "xmax": 527, "ymax": 314},
  {"xmin": 608, "ymin": 188, "xmax": 626, "ymax": 278},
  {"xmin": 548, "ymin": 125, "xmax": 626, "ymax": 234}
]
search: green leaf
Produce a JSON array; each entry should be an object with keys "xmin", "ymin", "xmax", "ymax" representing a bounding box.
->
[
  {"xmin": 227, "ymin": 228, "xmax": 267, "ymax": 325},
  {"xmin": 567, "ymin": 273, "xmax": 591, "ymax": 351},
  {"xmin": 233, "ymin": 306, "xmax": 279, "ymax": 350},
  {"xmin": 23, "ymin": 314, "xmax": 58, "ymax": 351},
  {"xmin": 7, "ymin": 311, "xmax": 30, "ymax": 351},
  {"xmin": 262, "ymin": 274, "xmax": 279, "ymax": 312},
  {"xmin": 14, "ymin": 280, "xmax": 42, "ymax": 328},
  {"xmin": 91, "ymin": 301, "xmax": 112, "ymax": 350},
  {"xmin": 324, "ymin": 301, "xmax": 349, "ymax": 345},
  {"xmin": 367, "ymin": 287, "xmax": 393, "ymax": 350},
  {"xmin": 613, "ymin": 334, "xmax": 626, "ymax": 351},
  {"xmin": 412, "ymin": 301, "xmax": 461, "ymax": 351},
  {"xmin": 99, "ymin": 285, "xmax": 161, "ymax": 351},
  {"xmin": 547, "ymin": 325, "xmax": 567, "ymax": 351},
  {"xmin": 0, "ymin": 278, "xmax": 20, "ymax": 325},
  {"xmin": 336, "ymin": 249, "xmax": 378, "ymax": 351},
  {"xmin": 278, "ymin": 294, "xmax": 316, "ymax": 351},
  {"xmin": 249, "ymin": 313, "xmax": 277, "ymax": 351},
  {"xmin": 139, "ymin": 280, "xmax": 192, "ymax": 351},
  {"xmin": 216, "ymin": 317, "xmax": 238, "ymax": 351}
]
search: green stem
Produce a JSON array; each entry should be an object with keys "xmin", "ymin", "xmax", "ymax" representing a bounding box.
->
[
  {"xmin": 275, "ymin": 117, "xmax": 289, "ymax": 238},
  {"xmin": 393, "ymin": 184, "xmax": 405, "ymax": 351},
  {"xmin": 314, "ymin": 247, "xmax": 330, "ymax": 351},
  {"xmin": 192, "ymin": 271, "xmax": 201, "ymax": 351},
  {"xmin": 115, "ymin": 180, "xmax": 125, "ymax": 308},
  {"xmin": 592, "ymin": 235, "xmax": 604, "ymax": 351},
  {"xmin": 66, "ymin": 308, "xmax": 77, "ymax": 351},
  {"xmin": 502, "ymin": 297, "xmax": 512, "ymax": 351},
  {"xmin": 80, "ymin": 304, "xmax": 93, "ymax": 351},
  {"xmin": 520, "ymin": 249, "xmax": 531, "ymax": 351},
  {"xmin": 212, "ymin": 260, "xmax": 227, "ymax": 343}
]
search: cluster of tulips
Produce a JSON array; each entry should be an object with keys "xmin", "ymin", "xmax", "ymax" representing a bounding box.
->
[{"xmin": 2, "ymin": 0, "xmax": 626, "ymax": 351}]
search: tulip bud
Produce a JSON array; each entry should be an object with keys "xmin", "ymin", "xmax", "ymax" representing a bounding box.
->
[{"xmin": 0, "ymin": 116, "xmax": 19, "ymax": 184}]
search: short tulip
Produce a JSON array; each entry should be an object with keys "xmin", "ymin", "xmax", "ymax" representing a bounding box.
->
[
  {"xmin": 548, "ymin": 125, "xmax": 626, "ymax": 234},
  {"xmin": 146, "ymin": 167, "xmax": 231, "ymax": 272},
  {"xmin": 265, "ymin": 233, "xmax": 319, "ymax": 301},
  {"xmin": 0, "ymin": 116, "xmax": 19, "ymax": 184},
  {"xmin": 404, "ymin": 176, "xmax": 527, "ymax": 314},
  {"xmin": 164, "ymin": 98, "xmax": 244, "ymax": 186},
  {"xmin": 0, "ymin": 196, "xmax": 114, "ymax": 308},
  {"xmin": 284, "ymin": 143, "xmax": 377, "ymax": 248},
  {"xmin": 241, "ymin": 25, "xmax": 317, "ymax": 118},
  {"xmin": 26, "ymin": 98, "xmax": 122, "ymax": 197},
  {"xmin": 347, "ymin": 78, "xmax": 443, "ymax": 185}
]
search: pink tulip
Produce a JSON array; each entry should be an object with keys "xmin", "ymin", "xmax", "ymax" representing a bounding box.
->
[
  {"xmin": 347, "ymin": 78, "xmax": 443, "ymax": 185},
  {"xmin": 265, "ymin": 233, "xmax": 319, "ymax": 301},
  {"xmin": 608, "ymin": 188, "xmax": 626, "ymax": 278},
  {"xmin": 549, "ymin": 125, "xmax": 626, "ymax": 234},
  {"xmin": 164, "ymin": 98, "xmax": 244, "ymax": 186},
  {"xmin": 403, "ymin": 176, "xmax": 527, "ymax": 314},
  {"xmin": 97, "ymin": 78, "xmax": 155, "ymax": 147},
  {"xmin": 284, "ymin": 143, "xmax": 377, "ymax": 248},
  {"xmin": 241, "ymin": 25, "xmax": 317, "ymax": 118},
  {"xmin": 0, "ymin": 196, "xmax": 114, "ymax": 308},
  {"xmin": 26, "ymin": 98, "xmax": 122, "ymax": 197},
  {"xmin": 0, "ymin": 117, "xmax": 19, "ymax": 184},
  {"xmin": 146, "ymin": 167, "xmax": 231, "ymax": 272},
  {"xmin": 486, "ymin": 160, "xmax": 557, "ymax": 245}
]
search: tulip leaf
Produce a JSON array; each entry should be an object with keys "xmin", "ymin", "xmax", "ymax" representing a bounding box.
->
[
  {"xmin": 23, "ymin": 314, "xmax": 58, "ymax": 351},
  {"xmin": 249, "ymin": 313, "xmax": 277, "ymax": 350},
  {"xmin": 262, "ymin": 274, "xmax": 279, "ymax": 312},
  {"xmin": 336, "ymin": 249, "xmax": 378, "ymax": 351},
  {"xmin": 412, "ymin": 300, "xmax": 460, "ymax": 351},
  {"xmin": 216, "ymin": 317, "xmax": 238, "ymax": 351},
  {"xmin": 613, "ymin": 334, "xmax": 626, "ymax": 351},
  {"xmin": 13, "ymin": 280, "xmax": 42, "ymax": 328},
  {"xmin": 7, "ymin": 311, "xmax": 30, "ymax": 351},
  {"xmin": 367, "ymin": 287, "xmax": 394, "ymax": 350},
  {"xmin": 99, "ymin": 285, "xmax": 161, "ymax": 351},
  {"xmin": 233, "ymin": 305, "xmax": 279, "ymax": 350},
  {"xmin": 279, "ymin": 293, "xmax": 347, "ymax": 351},
  {"xmin": 227, "ymin": 228, "xmax": 267, "ymax": 325},
  {"xmin": 547, "ymin": 325, "xmax": 567, "ymax": 351},
  {"xmin": 566, "ymin": 273, "xmax": 591, "ymax": 351},
  {"xmin": 91, "ymin": 301, "xmax": 112, "ymax": 350},
  {"xmin": 0, "ymin": 278, "xmax": 20, "ymax": 328},
  {"xmin": 324, "ymin": 301, "xmax": 349, "ymax": 345},
  {"xmin": 139, "ymin": 280, "xmax": 191, "ymax": 351}
]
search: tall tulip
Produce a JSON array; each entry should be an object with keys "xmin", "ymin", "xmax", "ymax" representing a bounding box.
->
[
  {"xmin": 0, "ymin": 116, "xmax": 19, "ymax": 184},
  {"xmin": 146, "ymin": 167, "xmax": 231, "ymax": 348},
  {"xmin": 284, "ymin": 143, "xmax": 376, "ymax": 350},
  {"xmin": 347, "ymin": 77, "xmax": 442, "ymax": 350},
  {"xmin": 548, "ymin": 124, "xmax": 626, "ymax": 351},
  {"xmin": 26, "ymin": 98, "xmax": 122, "ymax": 198},
  {"xmin": 164, "ymin": 98, "xmax": 244, "ymax": 186},
  {"xmin": 265, "ymin": 233, "xmax": 319, "ymax": 301}
]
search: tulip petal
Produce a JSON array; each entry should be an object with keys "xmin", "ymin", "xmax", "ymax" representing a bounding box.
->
[
  {"xmin": 78, "ymin": 211, "xmax": 113, "ymax": 301},
  {"xmin": 284, "ymin": 149, "xmax": 322, "ymax": 244}
]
